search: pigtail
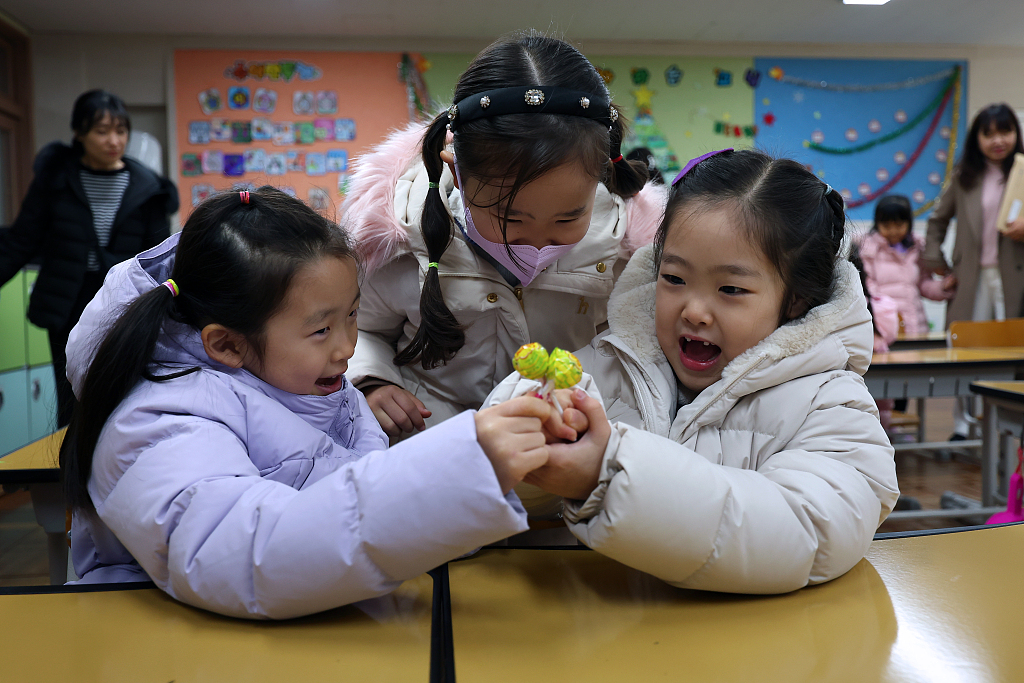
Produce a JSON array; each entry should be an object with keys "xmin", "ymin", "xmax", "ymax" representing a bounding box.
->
[
  {"xmin": 604, "ymin": 107, "xmax": 648, "ymax": 198},
  {"xmin": 393, "ymin": 114, "xmax": 466, "ymax": 369},
  {"xmin": 60, "ymin": 284, "xmax": 186, "ymax": 512},
  {"xmin": 824, "ymin": 187, "xmax": 847, "ymax": 257}
]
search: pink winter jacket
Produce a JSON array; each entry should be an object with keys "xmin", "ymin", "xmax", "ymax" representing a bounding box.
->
[{"xmin": 857, "ymin": 231, "xmax": 952, "ymax": 337}]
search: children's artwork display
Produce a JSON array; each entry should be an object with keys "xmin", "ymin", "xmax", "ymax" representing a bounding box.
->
[
  {"xmin": 753, "ymin": 58, "xmax": 967, "ymax": 220},
  {"xmin": 174, "ymin": 50, "xmax": 413, "ymax": 214},
  {"xmin": 420, "ymin": 53, "xmax": 967, "ymax": 218}
]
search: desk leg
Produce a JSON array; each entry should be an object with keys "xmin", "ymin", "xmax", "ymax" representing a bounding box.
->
[
  {"xmin": 982, "ymin": 402, "xmax": 999, "ymax": 507},
  {"xmin": 29, "ymin": 482, "xmax": 67, "ymax": 585},
  {"xmin": 916, "ymin": 398, "xmax": 927, "ymax": 443}
]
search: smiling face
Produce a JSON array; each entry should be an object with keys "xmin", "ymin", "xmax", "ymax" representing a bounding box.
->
[
  {"xmin": 245, "ymin": 256, "xmax": 360, "ymax": 396},
  {"xmin": 978, "ymin": 123, "xmax": 1018, "ymax": 164},
  {"xmin": 77, "ymin": 112, "xmax": 128, "ymax": 171},
  {"xmin": 461, "ymin": 162, "xmax": 599, "ymax": 249},
  {"xmin": 655, "ymin": 203, "xmax": 787, "ymax": 393}
]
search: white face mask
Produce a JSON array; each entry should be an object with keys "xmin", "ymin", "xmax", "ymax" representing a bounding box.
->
[{"xmin": 453, "ymin": 159, "xmax": 581, "ymax": 286}]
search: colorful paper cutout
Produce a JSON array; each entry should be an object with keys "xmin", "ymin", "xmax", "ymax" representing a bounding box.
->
[
  {"xmin": 272, "ymin": 121, "xmax": 295, "ymax": 146},
  {"xmin": 311, "ymin": 118, "xmax": 333, "ymax": 141},
  {"xmin": 244, "ymin": 149, "xmax": 267, "ymax": 173},
  {"xmin": 253, "ymin": 88, "xmax": 278, "ymax": 114},
  {"xmin": 334, "ymin": 119, "xmax": 356, "ymax": 141},
  {"xmin": 307, "ymin": 187, "xmax": 331, "ymax": 213},
  {"xmin": 295, "ymin": 121, "xmax": 315, "ymax": 144},
  {"xmin": 231, "ymin": 121, "xmax": 252, "ymax": 144},
  {"xmin": 326, "ymin": 150, "xmax": 348, "ymax": 172},
  {"xmin": 181, "ymin": 153, "xmax": 202, "ymax": 176},
  {"xmin": 198, "ymin": 88, "xmax": 222, "ymax": 115},
  {"xmin": 744, "ymin": 69, "xmax": 762, "ymax": 88},
  {"xmin": 251, "ymin": 117, "xmax": 274, "ymax": 141},
  {"xmin": 316, "ymin": 91, "xmax": 338, "ymax": 114},
  {"xmin": 188, "ymin": 121, "xmax": 210, "ymax": 145},
  {"xmin": 228, "ymin": 86, "xmax": 250, "ymax": 110},
  {"xmin": 664, "ymin": 65, "xmax": 682, "ymax": 86},
  {"xmin": 305, "ymin": 152, "xmax": 326, "ymax": 176},
  {"xmin": 293, "ymin": 91, "xmax": 315, "ymax": 115},
  {"xmin": 266, "ymin": 153, "xmax": 287, "ymax": 175},
  {"xmin": 209, "ymin": 118, "xmax": 232, "ymax": 142},
  {"xmin": 201, "ymin": 150, "xmax": 224, "ymax": 174},
  {"xmin": 191, "ymin": 184, "xmax": 215, "ymax": 207},
  {"xmin": 223, "ymin": 154, "xmax": 245, "ymax": 176},
  {"xmin": 714, "ymin": 69, "xmax": 732, "ymax": 87}
]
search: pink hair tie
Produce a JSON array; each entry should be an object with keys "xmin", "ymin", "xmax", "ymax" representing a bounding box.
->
[
  {"xmin": 161, "ymin": 279, "xmax": 179, "ymax": 297},
  {"xmin": 240, "ymin": 190, "xmax": 250, "ymax": 204}
]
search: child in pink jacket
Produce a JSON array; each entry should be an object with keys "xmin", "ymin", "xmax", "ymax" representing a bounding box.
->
[{"xmin": 857, "ymin": 195, "xmax": 955, "ymax": 337}]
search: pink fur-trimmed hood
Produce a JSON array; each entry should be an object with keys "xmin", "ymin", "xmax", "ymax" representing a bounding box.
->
[{"xmin": 341, "ymin": 122, "xmax": 668, "ymax": 277}]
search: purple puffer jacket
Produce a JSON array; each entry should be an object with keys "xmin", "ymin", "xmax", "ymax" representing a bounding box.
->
[{"xmin": 64, "ymin": 233, "xmax": 528, "ymax": 619}]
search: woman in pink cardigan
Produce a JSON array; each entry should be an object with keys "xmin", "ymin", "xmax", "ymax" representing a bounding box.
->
[{"xmin": 857, "ymin": 195, "xmax": 954, "ymax": 337}]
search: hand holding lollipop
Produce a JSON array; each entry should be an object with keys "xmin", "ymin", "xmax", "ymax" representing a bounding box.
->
[{"xmin": 512, "ymin": 343, "xmax": 583, "ymax": 412}]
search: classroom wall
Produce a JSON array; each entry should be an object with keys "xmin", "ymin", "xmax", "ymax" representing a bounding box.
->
[
  {"xmin": 29, "ymin": 32, "xmax": 1017, "ymax": 331},
  {"xmin": 30, "ymin": 33, "xmax": 1024, "ymax": 154}
]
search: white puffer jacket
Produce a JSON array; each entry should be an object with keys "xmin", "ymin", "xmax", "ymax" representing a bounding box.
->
[
  {"xmin": 489, "ymin": 244, "xmax": 899, "ymax": 592},
  {"xmin": 342, "ymin": 124, "xmax": 667, "ymax": 425}
]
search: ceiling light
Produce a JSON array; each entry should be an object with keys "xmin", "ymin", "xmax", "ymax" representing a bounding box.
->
[{"xmin": 843, "ymin": 0, "xmax": 891, "ymax": 4}]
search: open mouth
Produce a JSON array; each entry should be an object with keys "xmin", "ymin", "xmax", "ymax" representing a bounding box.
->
[
  {"xmin": 314, "ymin": 374, "xmax": 343, "ymax": 394},
  {"xmin": 679, "ymin": 335, "xmax": 722, "ymax": 372}
]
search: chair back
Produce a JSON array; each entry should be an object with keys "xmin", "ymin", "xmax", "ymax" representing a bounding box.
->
[{"xmin": 948, "ymin": 317, "xmax": 1024, "ymax": 348}]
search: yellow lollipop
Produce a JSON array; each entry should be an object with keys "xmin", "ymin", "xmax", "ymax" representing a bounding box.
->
[
  {"xmin": 547, "ymin": 348, "xmax": 583, "ymax": 389},
  {"xmin": 513, "ymin": 342, "xmax": 550, "ymax": 380}
]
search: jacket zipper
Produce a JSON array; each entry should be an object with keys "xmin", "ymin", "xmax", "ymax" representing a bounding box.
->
[{"xmin": 677, "ymin": 354, "xmax": 769, "ymax": 436}]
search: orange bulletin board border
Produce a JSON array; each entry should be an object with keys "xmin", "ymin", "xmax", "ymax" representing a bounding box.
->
[{"xmin": 173, "ymin": 50, "xmax": 410, "ymax": 217}]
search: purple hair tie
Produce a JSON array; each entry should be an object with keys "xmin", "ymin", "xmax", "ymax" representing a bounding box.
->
[{"xmin": 671, "ymin": 148, "xmax": 733, "ymax": 186}]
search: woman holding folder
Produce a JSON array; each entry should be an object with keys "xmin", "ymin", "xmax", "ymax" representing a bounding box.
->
[{"xmin": 923, "ymin": 103, "xmax": 1024, "ymax": 439}]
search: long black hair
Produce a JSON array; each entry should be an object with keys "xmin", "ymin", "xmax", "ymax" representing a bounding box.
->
[
  {"xmin": 60, "ymin": 187, "xmax": 357, "ymax": 511},
  {"xmin": 872, "ymin": 194, "xmax": 915, "ymax": 249},
  {"xmin": 654, "ymin": 149, "xmax": 846, "ymax": 325},
  {"xmin": 957, "ymin": 103, "xmax": 1024, "ymax": 190},
  {"xmin": 396, "ymin": 30, "xmax": 648, "ymax": 370},
  {"xmin": 70, "ymin": 89, "xmax": 131, "ymax": 156}
]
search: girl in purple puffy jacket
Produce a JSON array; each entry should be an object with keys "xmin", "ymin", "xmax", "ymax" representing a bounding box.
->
[{"xmin": 59, "ymin": 187, "xmax": 577, "ymax": 618}]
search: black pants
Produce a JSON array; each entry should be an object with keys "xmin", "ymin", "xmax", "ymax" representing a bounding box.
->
[{"xmin": 47, "ymin": 271, "xmax": 105, "ymax": 428}]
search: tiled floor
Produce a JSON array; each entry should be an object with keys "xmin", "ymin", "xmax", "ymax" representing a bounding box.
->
[{"xmin": 0, "ymin": 396, "xmax": 1016, "ymax": 587}]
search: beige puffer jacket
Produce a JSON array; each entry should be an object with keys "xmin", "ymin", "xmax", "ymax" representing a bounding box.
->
[
  {"xmin": 342, "ymin": 123, "xmax": 667, "ymax": 425},
  {"xmin": 489, "ymin": 244, "xmax": 899, "ymax": 592}
]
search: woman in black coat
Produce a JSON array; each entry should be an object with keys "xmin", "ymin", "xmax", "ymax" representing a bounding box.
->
[{"xmin": 0, "ymin": 90, "xmax": 178, "ymax": 427}]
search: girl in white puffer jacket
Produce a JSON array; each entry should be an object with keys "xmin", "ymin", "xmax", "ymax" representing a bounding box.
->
[{"xmin": 488, "ymin": 148, "xmax": 899, "ymax": 593}]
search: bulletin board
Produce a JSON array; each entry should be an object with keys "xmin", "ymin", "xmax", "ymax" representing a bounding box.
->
[
  {"xmin": 421, "ymin": 53, "xmax": 758, "ymax": 182},
  {"xmin": 753, "ymin": 58, "xmax": 968, "ymax": 220},
  {"xmin": 173, "ymin": 50, "xmax": 412, "ymax": 216}
]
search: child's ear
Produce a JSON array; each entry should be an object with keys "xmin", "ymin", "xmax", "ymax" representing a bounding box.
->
[
  {"xmin": 201, "ymin": 324, "xmax": 249, "ymax": 369},
  {"xmin": 784, "ymin": 294, "xmax": 809, "ymax": 322},
  {"xmin": 439, "ymin": 150, "xmax": 459, "ymax": 189}
]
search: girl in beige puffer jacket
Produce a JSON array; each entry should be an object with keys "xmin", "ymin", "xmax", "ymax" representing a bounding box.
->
[{"xmin": 488, "ymin": 149, "xmax": 899, "ymax": 592}]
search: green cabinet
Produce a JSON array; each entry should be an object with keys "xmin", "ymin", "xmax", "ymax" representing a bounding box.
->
[
  {"xmin": 0, "ymin": 268, "xmax": 57, "ymax": 454},
  {"xmin": 23, "ymin": 270, "xmax": 52, "ymax": 367},
  {"xmin": 0, "ymin": 271, "xmax": 27, "ymax": 372}
]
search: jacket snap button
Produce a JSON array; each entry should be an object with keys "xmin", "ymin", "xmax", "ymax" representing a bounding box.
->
[
  {"xmin": 486, "ymin": 292, "xmax": 499, "ymax": 303},
  {"xmin": 596, "ymin": 262, "xmax": 607, "ymax": 273}
]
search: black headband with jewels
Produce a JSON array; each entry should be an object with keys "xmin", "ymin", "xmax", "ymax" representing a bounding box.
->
[{"xmin": 446, "ymin": 86, "xmax": 618, "ymax": 131}]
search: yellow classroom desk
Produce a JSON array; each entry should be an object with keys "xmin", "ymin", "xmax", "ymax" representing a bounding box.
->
[
  {"xmin": 446, "ymin": 525, "xmax": 1024, "ymax": 682},
  {"xmin": 0, "ymin": 429, "xmax": 65, "ymax": 584},
  {"xmin": 971, "ymin": 380, "xmax": 1024, "ymax": 508},
  {"xmin": 2, "ymin": 574, "xmax": 435, "ymax": 682}
]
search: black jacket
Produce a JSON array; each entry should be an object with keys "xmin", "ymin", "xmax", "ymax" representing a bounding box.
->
[{"xmin": 0, "ymin": 142, "xmax": 179, "ymax": 330}]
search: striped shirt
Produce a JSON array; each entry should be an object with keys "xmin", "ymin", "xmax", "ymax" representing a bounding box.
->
[{"xmin": 80, "ymin": 166, "xmax": 130, "ymax": 271}]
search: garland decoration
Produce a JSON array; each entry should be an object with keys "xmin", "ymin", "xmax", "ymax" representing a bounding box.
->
[
  {"xmin": 914, "ymin": 68, "xmax": 962, "ymax": 217},
  {"xmin": 399, "ymin": 53, "xmax": 432, "ymax": 122},
  {"xmin": 770, "ymin": 66, "xmax": 955, "ymax": 93},
  {"xmin": 846, "ymin": 76, "xmax": 954, "ymax": 209},
  {"xmin": 806, "ymin": 67, "xmax": 958, "ymax": 155}
]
